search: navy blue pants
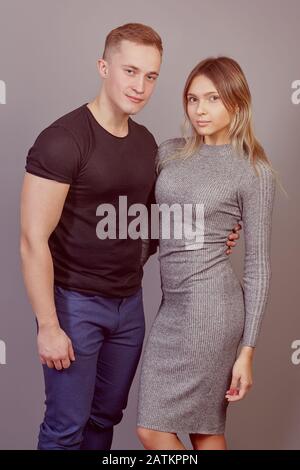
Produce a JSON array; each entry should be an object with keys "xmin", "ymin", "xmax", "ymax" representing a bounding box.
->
[{"xmin": 37, "ymin": 284, "xmax": 145, "ymax": 450}]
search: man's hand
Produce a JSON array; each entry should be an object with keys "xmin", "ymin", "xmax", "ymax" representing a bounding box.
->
[
  {"xmin": 226, "ymin": 223, "xmax": 242, "ymax": 255},
  {"xmin": 37, "ymin": 323, "xmax": 75, "ymax": 370}
]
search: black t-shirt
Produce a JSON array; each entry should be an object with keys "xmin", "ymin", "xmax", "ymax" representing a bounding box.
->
[{"xmin": 25, "ymin": 103, "xmax": 158, "ymax": 297}]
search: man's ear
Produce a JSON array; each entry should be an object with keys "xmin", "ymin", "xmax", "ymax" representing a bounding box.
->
[{"xmin": 97, "ymin": 58, "xmax": 109, "ymax": 79}]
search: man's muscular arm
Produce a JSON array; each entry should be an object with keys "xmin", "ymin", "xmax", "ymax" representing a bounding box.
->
[{"xmin": 20, "ymin": 173, "xmax": 75, "ymax": 371}]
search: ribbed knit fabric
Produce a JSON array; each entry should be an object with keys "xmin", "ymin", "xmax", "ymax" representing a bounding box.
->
[{"xmin": 136, "ymin": 138, "xmax": 276, "ymax": 434}]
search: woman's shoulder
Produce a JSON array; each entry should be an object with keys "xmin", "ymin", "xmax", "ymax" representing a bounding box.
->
[
  {"xmin": 156, "ymin": 137, "xmax": 185, "ymax": 164},
  {"xmin": 237, "ymin": 155, "xmax": 276, "ymax": 198},
  {"xmin": 240, "ymin": 154, "xmax": 274, "ymax": 179}
]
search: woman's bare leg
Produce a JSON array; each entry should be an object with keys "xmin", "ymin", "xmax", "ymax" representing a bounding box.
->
[
  {"xmin": 137, "ymin": 427, "xmax": 186, "ymax": 450},
  {"xmin": 189, "ymin": 433, "xmax": 227, "ymax": 450}
]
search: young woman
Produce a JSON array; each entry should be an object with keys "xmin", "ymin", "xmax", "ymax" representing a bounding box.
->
[{"xmin": 136, "ymin": 56, "xmax": 277, "ymax": 450}]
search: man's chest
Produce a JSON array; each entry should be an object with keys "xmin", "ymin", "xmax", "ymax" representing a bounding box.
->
[{"xmin": 69, "ymin": 145, "xmax": 156, "ymax": 205}]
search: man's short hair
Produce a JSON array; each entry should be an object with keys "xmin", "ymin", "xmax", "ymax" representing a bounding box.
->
[{"xmin": 103, "ymin": 23, "xmax": 163, "ymax": 59}]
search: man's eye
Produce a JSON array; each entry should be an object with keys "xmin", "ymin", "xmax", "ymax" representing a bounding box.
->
[
  {"xmin": 125, "ymin": 69, "xmax": 134, "ymax": 75},
  {"xmin": 147, "ymin": 76, "xmax": 156, "ymax": 81}
]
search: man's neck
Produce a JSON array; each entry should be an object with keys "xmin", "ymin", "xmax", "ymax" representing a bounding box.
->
[{"xmin": 87, "ymin": 92, "xmax": 130, "ymax": 138}]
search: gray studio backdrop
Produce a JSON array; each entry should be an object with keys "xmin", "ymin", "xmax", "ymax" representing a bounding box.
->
[{"xmin": 0, "ymin": 0, "xmax": 299, "ymax": 450}]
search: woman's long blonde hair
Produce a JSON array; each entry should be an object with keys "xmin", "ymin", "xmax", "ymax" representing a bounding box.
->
[{"xmin": 158, "ymin": 56, "xmax": 282, "ymax": 185}]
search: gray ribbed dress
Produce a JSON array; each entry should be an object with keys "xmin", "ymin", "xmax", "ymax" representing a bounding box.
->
[{"xmin": 137, "ymin": 138, "xmax": 276, "ymax": 434}]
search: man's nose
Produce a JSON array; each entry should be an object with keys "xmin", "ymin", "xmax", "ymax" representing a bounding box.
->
[{"xmin": 132, "ymin": 76, "xmax": 145, "ymax": 94}]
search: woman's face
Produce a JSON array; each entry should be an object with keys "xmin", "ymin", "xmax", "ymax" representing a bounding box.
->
[{"xmin": 186, "ymin": 74, "xmax": 233, "ymax": 143}]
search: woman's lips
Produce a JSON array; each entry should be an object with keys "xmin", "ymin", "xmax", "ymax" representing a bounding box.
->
[{"xmin": 196, "ymin": 121, "xmax": 211, "ymax": 127}]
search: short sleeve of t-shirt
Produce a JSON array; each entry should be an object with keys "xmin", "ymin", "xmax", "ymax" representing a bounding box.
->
[{"xmin": 25, "ymin": 125, "xmax": 82, "ymax": 184}]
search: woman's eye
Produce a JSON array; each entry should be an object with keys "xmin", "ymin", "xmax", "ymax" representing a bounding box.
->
[
  {"xmin": 188, "ymin": 97, "xmax": 196, "ymax": 103},
  {"xmin": 209, "ymin": 95, "xmax": 219, "ymax": 101}
]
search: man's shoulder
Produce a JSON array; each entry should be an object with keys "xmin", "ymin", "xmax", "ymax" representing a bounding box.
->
[
  {"xmin": 25, "ymin": 105, "xmax": 89, "ymax": 182},
  {"xmin": 129, "ymin": 118, "xmax": 157, "ymax": 148},
  {"xmin": 48, "ymin": 103, "xmax": 88, "ymax": 135},
  {"xmin": 33, "ymin": 103, "xmax": 89, "ymax": 153},
  {"xmin": 28, "ymin": 104, "xmax": 89, "ymax": 161}
]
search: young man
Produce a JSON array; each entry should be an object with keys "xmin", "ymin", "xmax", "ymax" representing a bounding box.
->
[{"xmin": 20, "ymin": 23, "xmax": 241, "ymax": 450}]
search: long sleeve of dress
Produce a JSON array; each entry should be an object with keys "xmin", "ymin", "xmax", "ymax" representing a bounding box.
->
[{"xmin": 238, "ymin": 162, "xmax": 276, "ymax": 347}]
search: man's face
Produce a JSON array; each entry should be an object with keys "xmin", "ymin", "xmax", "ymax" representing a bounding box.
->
[{"xmin": 101, "ymin": 40, "xmax": 162, "ymax": 116}]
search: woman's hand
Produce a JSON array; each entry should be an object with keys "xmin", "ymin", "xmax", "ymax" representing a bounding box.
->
[{"xmin": 225, "ymin": 346, "xmax": 254, "ymax": 402}]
